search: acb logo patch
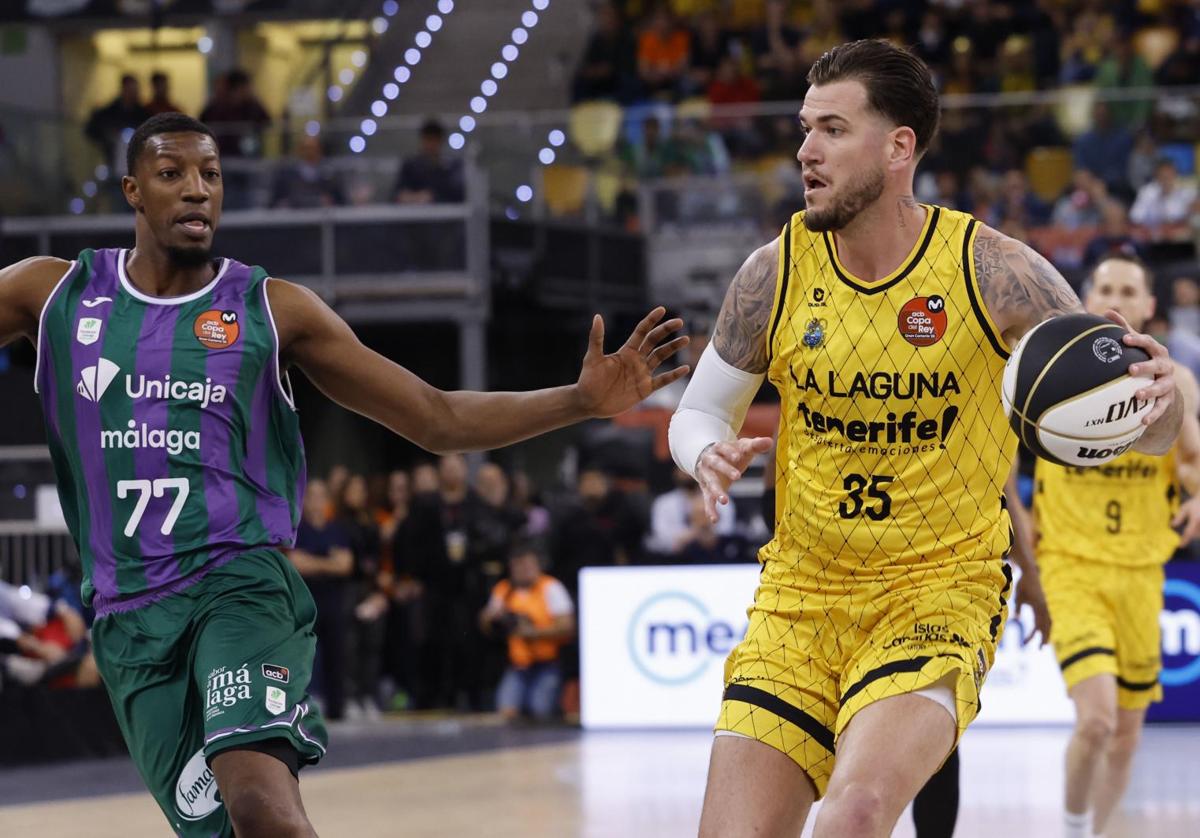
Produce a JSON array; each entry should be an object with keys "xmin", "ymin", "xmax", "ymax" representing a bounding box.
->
[
  {"xmin": 898, "ymin": 295, "xmax": 947, "ymax": 347},
  {"xmin": 193, "ymin": 310, "xmax": 240, "ymax": 350}
]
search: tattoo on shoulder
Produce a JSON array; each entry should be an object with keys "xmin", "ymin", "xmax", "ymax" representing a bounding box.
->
[
  {"xmin": 974, "ymin": 227, "xmax": 1082, "ymax": 337},
  {"xmin": 712, "ymin": 239, "xmax": 779, "ymax": 373}
]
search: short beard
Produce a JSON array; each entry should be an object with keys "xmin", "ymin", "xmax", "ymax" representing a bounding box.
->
[
  {"xmin": 166, "ymin": 245, "xmax": 213, "ymax": 268},
  {"xmin": 802, "ymin": 165, "xmax": 886, "ymax": 233}
]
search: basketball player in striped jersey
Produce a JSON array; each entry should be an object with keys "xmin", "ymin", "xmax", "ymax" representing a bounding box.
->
[
  {"xmin": 1008, "ymin": 254, "xmax": 1200, "ymax": 838},
  {"xmin": 0, "ymin": 113, "xmax": 687, "ymax": 837},
  {"xmin": 668, "ymin": 40, "xmax": 1183, "ymax": 837}
]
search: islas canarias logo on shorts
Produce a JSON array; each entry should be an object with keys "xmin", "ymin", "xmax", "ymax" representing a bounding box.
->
[
  {"xmin": 898, "ymin": 295, "xmax": 948, "ymax": 347},
  {"xmin": 193, "ymin": 309, "xmax": 240, "ymax": 350}
]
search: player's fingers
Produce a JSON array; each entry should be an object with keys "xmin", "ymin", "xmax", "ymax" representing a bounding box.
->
[
  {"xmin": 1105, "ymin": 309, "xmax": 1133, "ymax": 332},
  {"xmin": 585, "ymin": 314, "xmax": 604, "ymax": 359},
  {"xmin": 624, "ymin": 306, "xmax": 666, "ymax": 350},
  {"xmin": 1183, "ymin": 513, "xmax": 1200, "ymax": 545},
  {"xmin": 646, "ymin": 336, "xmax": 690, "ymax": 369},
  {"xmin": 650, "ymin": 365, "xmax": 690, "ymax": 391},
  {"xmin": 639, "ymin": 318, "xmax": 685, "ymax": 356},
  {"xmin": 1138, "ymin": 390, "xmax": 1171, "ymax": 426}
]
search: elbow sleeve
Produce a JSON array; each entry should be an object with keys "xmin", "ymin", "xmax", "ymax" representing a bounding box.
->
[{"xmin": 668, "ymin": 344, "xmax": 765, "ymax": 477}]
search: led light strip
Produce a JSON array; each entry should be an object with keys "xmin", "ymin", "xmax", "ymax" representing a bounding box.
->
[{"xmin": 445, "ymin": 0, "xmax": 550, "ymax": 151}]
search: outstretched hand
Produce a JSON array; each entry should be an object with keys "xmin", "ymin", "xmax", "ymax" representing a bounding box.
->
[
  {"xmin": 1106, "ymin": 309, "xmax": 1175, "ymax": 426},
  {"xmin": 576, "ymin": 307, "xmax": 690, "ymax": 418}
]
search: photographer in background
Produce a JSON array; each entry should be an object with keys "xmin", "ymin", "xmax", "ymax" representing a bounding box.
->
[{"xmin": 479, "ymin": 542, "xmax": 574, "ymax": 722}]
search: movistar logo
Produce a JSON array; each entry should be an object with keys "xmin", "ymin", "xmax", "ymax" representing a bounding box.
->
[{"xmin": 77, "ymin": 359, "xmax": 120, "ymax": 402}]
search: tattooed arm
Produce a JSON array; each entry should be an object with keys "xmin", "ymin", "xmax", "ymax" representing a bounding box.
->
[
  {"xmin": 973, "ymin": 224, "xmax": 1083, "ymax": 345},
  {"xmin": 671, "ymin": 239, "xmax": 778, "ymax": 520},
  {"xmin": 711, "ymin": 238, "xmax": 780, "ymax": 372},
  {"xmin": 975, "ymin": 224, "xmax": 1180, "ymax": 454}
]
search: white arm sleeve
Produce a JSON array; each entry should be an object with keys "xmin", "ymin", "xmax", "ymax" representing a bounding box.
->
[{"xmin": 668, "ymin": 343, "xmax": 765, "ymax": 478}]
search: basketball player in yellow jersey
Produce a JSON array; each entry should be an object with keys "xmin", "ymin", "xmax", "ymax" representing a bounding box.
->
[
  {"xmin": 1014, "ymin": 255, "xmax": 1200, "ymax": 838},
  {"xmin": 667, "ymin": 40, "xmax": 1183, "ymax": 838}
]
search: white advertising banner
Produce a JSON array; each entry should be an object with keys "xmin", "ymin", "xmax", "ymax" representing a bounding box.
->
[{"xmin": 580, "ymin": 564, "xmax": 1074, "ymax": 729}]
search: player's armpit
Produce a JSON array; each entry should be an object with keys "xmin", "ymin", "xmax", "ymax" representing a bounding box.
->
[
  {"xmin": 0, "ymin": 257, "xmax": 74, "ymax": 347},
  {"xmin": 973, "ymin": 225, "xmax": 1083, "ymax": 347},
  {"xmin": 711, "ymin": 238, "xmax": 779, "ymax": 373}
]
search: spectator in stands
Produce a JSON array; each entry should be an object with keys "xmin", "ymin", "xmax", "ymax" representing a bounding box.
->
[
  {"xmin": 199, "ymin": 68, "xmax": 270, "ymax": 158},
  {"xmin": 510, "ymin": 470, "xmax": 551, "ymax": 539},
  {"xmin": 1148, "ymin": 313, "xmax": 1200, "ymax": 397},
  {"xmin": 1027, "ymin": 0, "xmax": 1064, "ymax": 84},
  {"xmin": 1170, "ymin": 277, "xmax": 1200, "ymax": 337},
  {"xmin": 327, "ymin": 464, "xmax": 350, "ymax": 516},
  {"xmin": 405, "ymin": 454, "xmax": 484, "ymax": 709},
  {"xmin": 393, "ymin": 119, "xmax": 464, "ymax": 204},
  {"xmin": 684, "ymin": 10, "xmax": 730, "ymax": 97},
  {"xmin": 551, "ymin": 467, "xmax": 643, "ymax": 600},
  {"xmin": 270, "ymin": 134, "xmax": 344, "ymax": 209},
  {"xmin": 1083, "ymin": 205, "xmax": 1140, "ymax": 268},
  {"xmin": 411, "ymin": 461, "xmax": 440, "ymax": 496},
  {"xmin": 145, "ymin": 71, "xmax": 182, "ymax": 116},
  {"xmin": 675, "ymin": 492, "xmax": 749, "ymax": 564},
  {"xmin": 748, "ymin": 0, "xmax": 804, "ymax": 101},
  {"xmin": 1155, "ymin": 34, "xmax": 1200, "ymax": 87},
  {"xmin": 706, "ymin": 54, "xmax": 761, "ymax": 109},
  {"xmin": 940, "ymin": 40, "xmax": 990, "ymax": 96},
  {"xmin": 471, "ymin": 463, "xmax": 525, "ymax": 596},
  {"xmin": 1051, "ymin": 169, "xmax": 1108, "ymax": 229},
  {"xmin": 914, "ymin": 9, "xmax": 952, "ymax": 70},
  {"xmin": 84, "ymin": 74, "xmax": 151, "ymax": 174},
  {"xmin": 1058, "ymin": 5, "xmax": 1113, "ymax": 83},
  {"xmin": 997, "ymin": 35, "xmax": 1037, "ymax": 94},
  {"xmin": 991, "ymin": 169, "xmax": 1052, "ymax": 228},
  {"xmin": 620, "ymin": 116, "xmax": 687, "ymax": 178},
  {"xmin": 573, "ymin": 2, "xmax": 636, "ymax": 102},
  {"xmin": 479, "ymin": 542, "xmax": 574, "ymax": 722},
  {"xmin": 637, "ymin": 3, "xmax": 691, "ymax": 100},
  {"xmin": 1127, "ymin": 132, "xmax": 1159, "ymax": 192},
  {"xmin": 1072, "ymin": 102, "xmax": 1134, "ymax": 197},
  {"xmin": 379, "ymin": 469, "xmax": 424, "ymax": 711},
  {"xmin": 289, "ymin": 479, "xmax": 353, "ymax": 720},
  {"xmin": 1093, "ymin": 32, "xmax": 1154, "ymax": 131},
  {"xmin": 338, "ymin": 474, "xmax": 386, "ymax": 721},
  {"xmin": 1130, "ymin": 159, "xmax": 1197, "ymax": 229},
  {"xmin": 646, "ymin": 467, "xmax": 736, "ymax": 558}
]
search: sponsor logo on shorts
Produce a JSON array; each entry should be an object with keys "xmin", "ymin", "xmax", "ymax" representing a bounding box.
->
[
  {"xmin": 265, "ymin": 685, "xmax": 287, "ymax": 715},
  {"xmin": 882, "ymin": 622, "xmax": 972, "ymax": 651},
  {"xmin": 263, "ymin": 663, "xmax": 290, "ymax": 684},
  {"xmin": 193, "ymin": 309, "xmax": 240, "ymax": 350},
  {"xmin": 175, "ymin": 748, "xmax": 221, "ymax": 821},
  {"xmin": 205, "ymin": 664, "xmax": 252, "ymax": 721},
  {"xmin": 974, "ymin": 648, "xmax": 988, "ymax": 690},
  {"xmin": 1092, "ymin": 336, "xmax": 1123, "ymax": 363},
  {"xmin": 897, "ymin": 295, "xmax": 947, "ymax": 347},
  {"xmin": 76, "ymin": 316, "xmax": 103, "ymax": 346}
]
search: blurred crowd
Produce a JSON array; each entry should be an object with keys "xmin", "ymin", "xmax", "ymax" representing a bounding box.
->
[{"xmin": 0, "ymin": 450, "xmax": 765, "ymax": 722}]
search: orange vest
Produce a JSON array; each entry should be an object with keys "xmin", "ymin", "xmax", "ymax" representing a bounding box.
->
[{"xmin": 494, "ymin": 575, "xmax": 563, "ymax": 668}]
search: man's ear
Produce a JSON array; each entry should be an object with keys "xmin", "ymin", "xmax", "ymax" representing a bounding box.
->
[{"xmin": 122, "ymin": 175, "xmax": 144, "ymax": 213}]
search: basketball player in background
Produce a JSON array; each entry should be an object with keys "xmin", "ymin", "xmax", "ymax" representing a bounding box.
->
[
  {"xmin": 668, "ymin": 40, "xmax": 1182, "ymax": 838},
  {"xmin": 1008, "ymin": 254, "xmax": 1200, "ymax": 838},
  {"xmin": 0, "ymin": 113, "xmax": 688, "ymax": 837}
]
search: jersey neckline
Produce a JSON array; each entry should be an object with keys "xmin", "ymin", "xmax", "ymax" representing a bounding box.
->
[
  {"xmin": 116, "ymin": 248, "xmax": 229, "ymax": 305},
  {"xmin": 821, "ymin": 205, "xmax": 940, "ymax": 296}
]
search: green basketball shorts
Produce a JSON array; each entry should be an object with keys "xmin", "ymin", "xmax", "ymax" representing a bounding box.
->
[{"xmin": 91, "ymin": 548, "xmax": 328, "ymax": 837}]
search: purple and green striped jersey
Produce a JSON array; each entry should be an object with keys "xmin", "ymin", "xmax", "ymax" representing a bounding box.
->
[{"xmin": 35, "ymin": 248, "xmax": 305, "ymax": 616}]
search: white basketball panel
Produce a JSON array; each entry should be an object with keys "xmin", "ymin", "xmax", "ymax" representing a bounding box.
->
[
  {"xmin": 1037, "ymin": 375, "xmax": 1154, "ymax": 439},
  {"xmin": 1036, "ymin": 423, "xmax": 1147, "ymax": 466}
]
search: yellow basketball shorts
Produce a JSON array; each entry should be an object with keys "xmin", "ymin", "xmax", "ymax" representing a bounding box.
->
[
  {"xmin": 715, "ymin": 558, "xmax": 1011, "ymax": 797},
  {"xmin": 1040, "ymin": 551, "xmax": 1164, "ymax": 710}
]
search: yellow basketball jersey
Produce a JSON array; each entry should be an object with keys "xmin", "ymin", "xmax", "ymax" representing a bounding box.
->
[
  {"xmin": 1035, "ymin": 448, "xmax": 1180, "ymax": 566},
  {"xmin": 764, "ymin": 206, "xmax": 1016, "ymax": 579}
]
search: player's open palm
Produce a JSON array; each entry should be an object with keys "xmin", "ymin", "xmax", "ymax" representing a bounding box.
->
[
  {"xmin": 576, "ymin": 307, "xmax": 689, "ymax": 417},
  {"xmin": 696, "ymin": 437, "xmax": 773, "ymax": 523}
]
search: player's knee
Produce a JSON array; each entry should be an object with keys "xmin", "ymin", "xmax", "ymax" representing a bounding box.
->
[
  {"xmin": 1108, "ymin": 725, "xmax": 1142, "ymax": 762},
  {"xmin": 820, "ymin": 781, "xmax": 888, "ymax": 836},
  {"xmin": 224, "ymin": 786, "xmax": 313, "ymax": 838},
  {"xmin": 1075, "ymin": 710, "xmax": 1116, "ymax": 749}
]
